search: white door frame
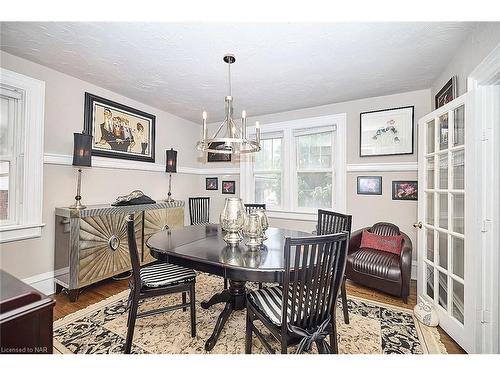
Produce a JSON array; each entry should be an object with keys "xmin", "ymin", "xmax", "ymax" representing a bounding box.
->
[{"xmin": 467, "ymin": 43, "xmax": 500, "ymax": 354}]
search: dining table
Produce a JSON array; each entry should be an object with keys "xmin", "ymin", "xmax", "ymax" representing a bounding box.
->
[{"xmin": 146, "ymin": 223, "xmax": 312, "ymax": 351}]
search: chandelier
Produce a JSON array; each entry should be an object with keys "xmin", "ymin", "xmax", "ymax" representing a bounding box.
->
[{"xmin": 196, "ymin": 54, "xmax": 261, "ymax": 155}]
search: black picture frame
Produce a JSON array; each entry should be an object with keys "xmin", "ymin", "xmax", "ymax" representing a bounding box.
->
[
  {"xmin": 435, "ymin": 76, "xmax": 457, "ymax": 110},
  {"xmin": 222, "ymin": 180, "xmax": 236, "ymax": 194},
  {"xmin": 392, "ymin": 181, "xmax": 418, "ymax": 201},
  {"xmin": 360, "ymin": 106, "xmax": 414, "ymax": 157},
  {"xmin": 357, "ymin": 176, "xmax": 382, "ymax": 195},
  {"xmin": 84, "ymin": 92, "xmax": 156, "ymax": 163},
  {"xmin": 207, "ymin": 142, "xmax": 232, "ymax": 162},
  {"xmin": 206, "ymin": 177, "xmax": 218, "ymax": 191}
]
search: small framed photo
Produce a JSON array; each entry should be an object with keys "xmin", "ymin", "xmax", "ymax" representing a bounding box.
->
[
  {"xmin": 357, "ymin": 176, "xmax": 382, "ymax": 195},
  {"xmin": 207, "ymin": 142, "xmax": 232, "ymax": 162},
  {"xmin": 360, "ymin": 106, "xmax": 414, "ymax": 157},
  {"xmin": 206, "ymin": 177, "xmax": 218, "ymax": 191},
  {"xmin": 392, "ymin": 181, "xmax": 418, "ymax": 201},
  {"xmin": 222, "ymin": 180, "xmax": 236, "ymax": 194},
  {"xmin": 435, "ymin": 76, "xmax": 457, "ymax": 109}
]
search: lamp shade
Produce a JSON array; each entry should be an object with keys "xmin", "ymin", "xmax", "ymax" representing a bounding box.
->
[
  {"xmin": 166, "ymin": 148, "xmax": 177, "ymax": 173},
  {"xmin": 72, "ymin": 132, "xmax": 92, "ymax": 167}
]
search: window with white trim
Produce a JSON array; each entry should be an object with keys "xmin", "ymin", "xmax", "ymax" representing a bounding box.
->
[
  {"xmin": 240, "ymin": 114, "xmax": 346, "ymax": 220},
  {"xmin": 295, "ymin": 128, "xmax": 333, "ymax": 209},
  {"xmin": 253, "ymin": 132, "xmax": 283, "ymax": 209},
  {"xmin": 0, "ymin": 68, "xmax": 45, "ymax": 243}
]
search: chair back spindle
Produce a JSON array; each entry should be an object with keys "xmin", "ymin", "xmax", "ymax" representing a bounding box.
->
[
  {"xmin": 317, "ymin": 209, "xmax": 352, "ymax": 236},
  {"xmin": 244, "ymin": 203, "xmax": 266, "ymax": 214},
  {"xmin": 189, "ymin": 197, "xmax": 210, "ymax": 225},
  {"xmin": 126, "ymin": 214, "xmax": 142, "ymax": 289}
]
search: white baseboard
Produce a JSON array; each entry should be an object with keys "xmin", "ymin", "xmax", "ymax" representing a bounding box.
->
[
  {"xmin": 21, "ymin": 267, "xmax": 68, "ymax": 296},
  {"xmin": 411, "ymin": 261, "xmax": 417, "ymax": 280}
]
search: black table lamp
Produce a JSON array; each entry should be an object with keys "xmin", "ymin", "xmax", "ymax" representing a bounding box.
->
[
  {"xmin": 70, "ymin": 132, "xmax": 92, "ymax": 209},
  {"xmin": 166, "ymin": 148, "xmax": 177, "ymax": 202}
]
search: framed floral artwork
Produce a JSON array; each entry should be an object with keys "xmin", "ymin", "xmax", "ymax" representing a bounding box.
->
[
  {"xmin": 206, "ymin": 177, "xmax": 218, "ymax": 191},
  {"xmin": 222, "ymin": 180, "xmax": 236, "ymax": 194},
  {"xmin": 435, "ymin": 76, "xmax": 457, "ymax": 109},
  {"xmin": 392, "ymin": 181, "xmax": 418, "ymax": 201}
]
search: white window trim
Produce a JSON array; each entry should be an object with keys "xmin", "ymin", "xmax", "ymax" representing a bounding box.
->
[
  {"xmin": 240, "ymin": 113, "xmax": 347, "ymax": 221},
  {"xmin": 0, "ymin": 68, "xmax": 45, "ymax": 243}
]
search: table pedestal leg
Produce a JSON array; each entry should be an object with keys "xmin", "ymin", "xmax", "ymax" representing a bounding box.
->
[{"xmin": 201, "ymin": 280, "xmax": 247, "ymax": 351}]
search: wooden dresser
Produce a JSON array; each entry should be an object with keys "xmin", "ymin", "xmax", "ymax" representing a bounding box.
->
[
  {"xmin": 0, "ymin": 270, "xmax": 55, "ymax": 354},
  {"xmin": 54, "ymin": 200, "xmax": 185, "ymax": 301}
]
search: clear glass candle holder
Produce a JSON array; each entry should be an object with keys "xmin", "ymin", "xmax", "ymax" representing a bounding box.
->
[
  {"xmin": 254, "ymin": 208, "xmax": 269, "ymax": 241},
  {"xmin": 243, "ymin": 213, "xmax": 263, "ymax": 249},
  {"xmin": 220, "ymin": 198, "xmax": 245, "ymax": 245}
]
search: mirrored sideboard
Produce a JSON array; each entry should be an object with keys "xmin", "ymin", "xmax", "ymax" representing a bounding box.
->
[{"xmin": 54, "ymin": 201, "xmax": 185, "ymax": 302}]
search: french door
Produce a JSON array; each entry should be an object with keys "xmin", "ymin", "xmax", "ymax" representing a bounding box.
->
[{"xmin": 417, "ymin": 94, "xmax": 475, "ymax": 352}]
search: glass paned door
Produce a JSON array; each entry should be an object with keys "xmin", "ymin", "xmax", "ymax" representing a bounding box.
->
[{"xmin": 417, "ymin": 95, "xmax": 471, "ymax": 351}]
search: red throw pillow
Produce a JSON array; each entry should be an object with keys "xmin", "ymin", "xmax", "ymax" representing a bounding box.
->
[{"xmin": 360, "ymin": 230, "xmax": 403, "ymax": 255}]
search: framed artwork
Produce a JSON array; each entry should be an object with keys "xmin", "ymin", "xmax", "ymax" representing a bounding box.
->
[
  {"xmin": 360, "ymin": 106, "xmax": 414, "ymax": 157},
  {"xmin": 392, "ymin": 181, "xmax": 418, "ymax": 201},
  {"xmin": 222, "ymin": 180, "xmax": 236, "ymax": 194},
  {"xmin": 357, "ymin": 176, "xmax": 382, "ymax": 195},
  {"xmin": 435, "ymin": 76, "xmax": 457, "ymax": 109},
  {"xmin": 84, "ymin": 92, "xmax": 156, "ymax": 163},
  {"xmin": 207, "ymin": 142, "xmax": 232, "ymax": 162},
  {"xmin": 206, "ymin": 177, "xmax": 218, "ymax": 191}
]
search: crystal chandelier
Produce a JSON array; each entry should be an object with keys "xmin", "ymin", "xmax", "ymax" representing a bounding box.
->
[{"xmin": 196, "ymin": 54, "xmax": 261, "ymax": 155}]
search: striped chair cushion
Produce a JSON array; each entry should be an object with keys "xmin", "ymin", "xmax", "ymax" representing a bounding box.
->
[
  {"xmin": 248, "ymin": 286, "xmax": 292, "ymax": 326},
  {"xmin": 140, "ymin": 263, "xmax": 196, "ymax": 288}
]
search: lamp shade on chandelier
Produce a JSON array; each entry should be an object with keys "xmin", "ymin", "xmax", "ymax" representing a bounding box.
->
[{"xmin": 196, "ymin": 54, "xmax": 261, "ymax": 155}]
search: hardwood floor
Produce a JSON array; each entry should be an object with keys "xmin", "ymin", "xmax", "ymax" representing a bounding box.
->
[{"xmin": 52, "ymin": 277, "xmax": 466, "ymax": 354}]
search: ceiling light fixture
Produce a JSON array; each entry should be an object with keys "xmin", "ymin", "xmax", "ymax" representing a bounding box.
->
[{"xmin": 196, "ymin": 54, "xmax": 261, "ymax": 155}]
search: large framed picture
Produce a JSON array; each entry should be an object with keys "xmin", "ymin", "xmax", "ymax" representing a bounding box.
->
[
  {"xmin": 84, "ymin": 92, "xmax": 156, "ymax": 163},
  {"xmin": 360, "ymin": 106, "xmax": 414, "ymax": 157},
  {"xmin": 207, "ymin": 142, "xmax": 232, "ymax": 162},
  {"xmin": 357, "ymin": 176, "xmax": 382, "ymax": 195},
  {"xmin": 435, "ymin": 76, "xmax": 457, "ymax": 109},
  {"xmin": 392, "ymin": 181, "xmax": 418, "ymax": 201}
]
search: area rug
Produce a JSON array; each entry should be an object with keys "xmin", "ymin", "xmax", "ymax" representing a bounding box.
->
[{"xmin": 53, "ymin": 273, "xmax": 447, "ymax": 354}]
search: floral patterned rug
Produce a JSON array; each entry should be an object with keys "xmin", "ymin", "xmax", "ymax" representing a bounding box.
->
[{"xmin": 53, "ymin": 273, "xmax": 447, "ymax": 354}]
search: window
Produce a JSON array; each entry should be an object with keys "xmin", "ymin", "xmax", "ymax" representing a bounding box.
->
[
  {"xmin": 240, "ymin": 114, "xmax": 346, "ymax": 221},
  {"xmin": 254, "ymin": 134, "xmax": 282, "ymax": 208},
  {"xmin": 295, "ymin": 129, "xmax": 333, "ymax": 209},
  {"xmin": 0, "ymin": 68, "xmax": 45, "ymax": 243}
]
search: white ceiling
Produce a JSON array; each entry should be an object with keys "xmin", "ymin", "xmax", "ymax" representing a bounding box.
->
[{"xmin": 0, "ymin": 22, "xmax": 475, "ymax": 123}]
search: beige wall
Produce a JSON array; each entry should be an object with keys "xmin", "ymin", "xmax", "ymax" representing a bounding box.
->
[
  {"xmin": 431, "ymin": 22, "xmax": 500, "ymax": 103},
  {"xmin": 0, "ymin": 50, "xmax": 431, "ymax": 282},
  {"xmin": 0, "ymin": 51, "xmax": 202, "ymax": 280}
]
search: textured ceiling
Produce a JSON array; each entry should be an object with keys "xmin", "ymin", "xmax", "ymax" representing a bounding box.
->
[{"xmin": 0, "ymin": 22, "xmax": 474, "ymax": 123}]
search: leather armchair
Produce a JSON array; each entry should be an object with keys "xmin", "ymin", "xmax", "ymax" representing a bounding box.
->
[{"xmin": 345, "ymin": 222, "xmax": 412, "ymax": 303}]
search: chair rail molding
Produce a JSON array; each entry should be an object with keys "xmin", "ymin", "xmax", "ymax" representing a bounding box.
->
[
  {"xmin": 346, "ymin": 162, "xmax": 418, "ymax": 173},
  {"xmin": 44, "ymin": 153, "xmax": 239, "ymax": 175}
]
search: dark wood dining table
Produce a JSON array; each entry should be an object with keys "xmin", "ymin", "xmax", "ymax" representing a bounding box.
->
[{"xmin": 147, "ymin": 224, "xmax": 311, "ymax": 351}]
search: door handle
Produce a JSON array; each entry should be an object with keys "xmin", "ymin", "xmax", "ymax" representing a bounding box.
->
[{"xmin": 413, "ymin": 221, "xmax": 422, "ymax": 229}]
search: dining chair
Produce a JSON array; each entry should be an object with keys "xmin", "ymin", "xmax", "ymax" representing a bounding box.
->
[
  {"xmin": 124, "ymin": 213, "xmax": 197, "ymax": 354},
  {"xmin": 316, "ymin": 209, "xmax": 352, "ymax": 324},
  {"xmin": 245, "ymin": 232, "xmax": 349, "ymax": 354},
  {"xmin": 244, "ymin": 203, "xmax": 266, "ymax": 214},
  {"xmin": 189, "ymin": 197, "xmax": 210, "ymax": 225}
]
